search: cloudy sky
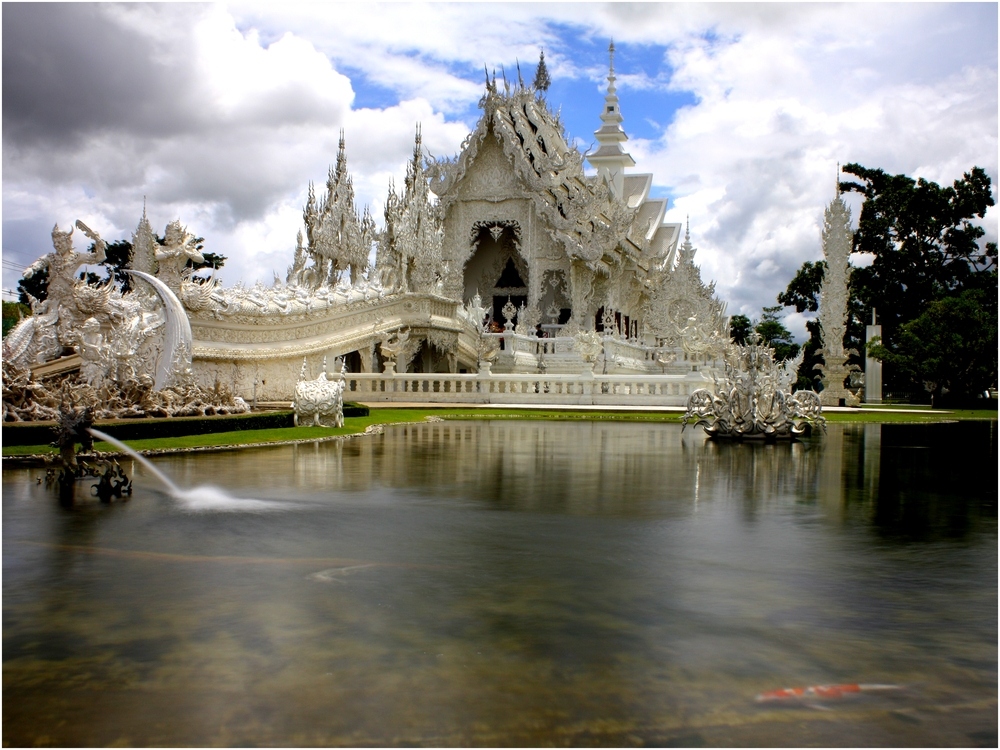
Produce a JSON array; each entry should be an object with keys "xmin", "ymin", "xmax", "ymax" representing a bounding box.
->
[{"xmin": 3, "ymin": 2, "xmax": 997, "ymax": 338}]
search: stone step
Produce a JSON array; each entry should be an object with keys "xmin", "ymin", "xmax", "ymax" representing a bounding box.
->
[{"xmin": 31, "ymin": 353, "xmax": 81, "ymax": 380}]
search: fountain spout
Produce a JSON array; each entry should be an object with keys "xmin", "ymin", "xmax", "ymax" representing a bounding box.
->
[{"xmin": 87, "ymin": 428, "xmax": 181, "ymax": 496}]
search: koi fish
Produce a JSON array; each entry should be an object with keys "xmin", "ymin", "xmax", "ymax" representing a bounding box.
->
[{"xmin": 756, "ymin": 683, "xmax": 901, "ymax": 704}]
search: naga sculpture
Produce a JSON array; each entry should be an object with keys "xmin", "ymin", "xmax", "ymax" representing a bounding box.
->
[{"xmin": 683, "ymin": 333, "xmax": 825, "ymax": 440}]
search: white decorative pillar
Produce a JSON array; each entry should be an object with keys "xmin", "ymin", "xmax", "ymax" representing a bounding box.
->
[
  {"xmin": 817, "ymin": 170, "xmax": 860, "ymax": 407},
  {"xmin": 865, "ymin": 308, "xmax": 882, "ymax": 404}
]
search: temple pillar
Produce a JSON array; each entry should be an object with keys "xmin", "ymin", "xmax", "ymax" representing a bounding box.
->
[{"xmin": 358, "ymin": 343, "xmax": 375, "ymax": 373}]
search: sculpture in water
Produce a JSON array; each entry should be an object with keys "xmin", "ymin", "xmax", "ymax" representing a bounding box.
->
[
  {"xmin": 293, "ymin": 358, "xmax": 346, "ymax": 428},
  {"xmin": 683, "ymin": 333, "xmax": 825, "ymax": 440}
]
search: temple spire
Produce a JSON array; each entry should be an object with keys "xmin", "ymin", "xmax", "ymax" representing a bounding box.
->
[
  {"xmin": 608, "ymin": 40, "xmax": 616, "ymax": 93},
  {"xmin": 585, "ymin": 41, "xmax": 635, "ymax": 199},
  {"xmin": 334, "ymin": 129, "xmax": 348, "ymax": 182}
]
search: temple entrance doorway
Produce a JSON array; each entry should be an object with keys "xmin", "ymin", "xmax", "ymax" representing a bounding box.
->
[{"xmin": 463, "ymin": 221, "xmax": 528, "ymax": 328}]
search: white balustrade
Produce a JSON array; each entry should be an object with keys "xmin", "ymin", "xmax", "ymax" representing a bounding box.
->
[{"xmin": 343, "ymin": 371, "xmax": 706, "ymax": 406}]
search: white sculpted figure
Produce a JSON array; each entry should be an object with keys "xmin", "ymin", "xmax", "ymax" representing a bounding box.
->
[
  {"xmin": 155, "ymin": 220, "xmax": 204, "ymax": 293},
  {"xmin": 4, "ymin": 221, "xmax": 109, "ymax": 369},
  {"xmin": 78, "ymin": 317, "xmax": 111, "ymax": 387},
  {"xmin": 380, "ymin": 329, "xmax": 410, "ymax": 374},
  {"xmin": 27, "ymin": 221, "xmax": 107, "ymax": 312},
  {"xmin": 572, "ymin": 330, "xmax": 604, "ymax": 371},
  {"xmin": 293, "ymin": 358, "xmax": 347, "ymax": 428}
]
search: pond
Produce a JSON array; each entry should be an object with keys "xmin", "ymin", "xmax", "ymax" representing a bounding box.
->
[{"xmin": 3, "ymin": 421, "xmax": 997, "ymax": 747}]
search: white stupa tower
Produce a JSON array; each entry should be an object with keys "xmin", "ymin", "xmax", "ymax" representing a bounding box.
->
[{"xmin": 586, "ymin": 42, "xmax": 635, "ymax": 200}]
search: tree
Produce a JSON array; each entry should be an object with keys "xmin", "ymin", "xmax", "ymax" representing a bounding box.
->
[
  {"xmin": 17, "ymin": 265, "xmax": 48, "ymax": 305},
  {"xmin": 777, "ymin": 260, "xmax": 824, "ymax": 313},
  {"xmin": 70, "ymin": 239, "xmax": 134, "ymax": 292},
  {"xmin": 755, "ymin": 306, "xmax": 800, "ymax": 362},
  {"xmin": 779, "ymin": 163, "xmax": 997, "ymax": 400},
  {"xmin": 728, "ymin": 314, "xmax": 752, "ymax": 345},
  {"xmin": 867, "ymin": 286, "xmax": 997, "ymax": 405},
  {"xmin": 533, "ymin": 50, "xmax": 551, "ymax": 92},
  {"xmin": 840, "ymin": 163, "xmax": 996, "ymax": 342},
  {"xmin": 2, "ymin": 300, "xmax": 31, "ymax": 337}
]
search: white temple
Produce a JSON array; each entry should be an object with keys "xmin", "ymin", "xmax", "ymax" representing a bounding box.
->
[{"xmin": 5, "ymin": 45, "xmax": 732, "ymax": 408}]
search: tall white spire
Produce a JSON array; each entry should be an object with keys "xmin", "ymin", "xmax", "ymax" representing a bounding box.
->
[{"xmin": 585, "ymin": 41, "xmax": 635, "ymax": 199}]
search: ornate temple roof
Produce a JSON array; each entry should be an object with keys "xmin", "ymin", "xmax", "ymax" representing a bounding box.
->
[{"xmin": 426, "ymin": 54, "xmax": 682, "ymax": 274}]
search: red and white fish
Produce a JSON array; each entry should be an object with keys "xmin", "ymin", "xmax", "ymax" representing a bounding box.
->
[{"xmin": 756, "ymin": 683, "xmax": 902, "ymax": 704}]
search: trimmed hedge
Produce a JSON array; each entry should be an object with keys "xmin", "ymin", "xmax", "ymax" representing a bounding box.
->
[{"xmin": 2, "ymin": 403, "xmax": 369, "ymax": 447}]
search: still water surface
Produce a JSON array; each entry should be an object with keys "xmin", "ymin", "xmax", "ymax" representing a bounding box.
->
[{"xmin": 3, "ymin": 421, "xmax": 997, "ymax": 746}]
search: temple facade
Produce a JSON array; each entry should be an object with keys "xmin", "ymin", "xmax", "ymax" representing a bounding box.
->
[{"xmin": 6, "ymin": 46, "xmax": 731, "ymax": 406}]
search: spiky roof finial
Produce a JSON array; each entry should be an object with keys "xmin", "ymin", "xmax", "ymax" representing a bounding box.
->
[
  {"xmin": 608, "ymin": 40, "xmax": 616, "ymax": 93},
  {"xmin": 334, "ymin": 129, "xmax": 348, "ymax": 180},
  {"xmin": 411, "ymin": 124, "xmax": 423, "ymax": 168},
  {"xmin": 533, "ymin": 48, "xmax": 551, "ymax": 92}
]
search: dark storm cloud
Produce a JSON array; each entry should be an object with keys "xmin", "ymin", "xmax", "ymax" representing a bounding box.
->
[{"xmin": 2, "ymin": 3, "xmax": 200, "ymax": 146}]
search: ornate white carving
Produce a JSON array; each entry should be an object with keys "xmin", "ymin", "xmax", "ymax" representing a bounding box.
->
[
  {"xmin": 572, "ymin": 330, "xmax": 604, "ymax": 367},
  {"xmin": 293, "ymin": 357, "xmax": 346, "ymax": 428},
  {"xmin": 78, "ymin": 318, "xmax": 110, "ymax": 387},
  {"xmin": 379, "ymin": 329, "xmax": 410, "ymax": 374},
  {"xmin": 301, "ymin": 132, "xmax": 372, "ymax": 286},
  {"xmin": 683, "ymin": 333, "xmax": 826, "ymax": 439},
  {"xmin": 501, "ymin": 297, "xmax": 518, "ymax": 330},
  {"xmin": 375, "ymin": 127, "xmax": 445, "ymax": 295},
  {"xmin": 643, "ymin": 226, "xmax": 728, "ymax": 349},
  {"xmin": 817, "ymin": 182, "xmax": 861, "ymax": 406}
]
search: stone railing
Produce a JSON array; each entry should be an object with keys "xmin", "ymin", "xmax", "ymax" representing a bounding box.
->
[
  {"xmin": 483, "ymin": 331, "xmax": 701, "ymax": 376},
  {"xmin": 342, "ymin": 371, "xmax": 712, "ymax": 406}
]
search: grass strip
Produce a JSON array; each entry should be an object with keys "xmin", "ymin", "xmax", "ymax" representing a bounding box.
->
[{"xmin": 3, "ymin": 406, "xmax": 995, "ymax": 458}]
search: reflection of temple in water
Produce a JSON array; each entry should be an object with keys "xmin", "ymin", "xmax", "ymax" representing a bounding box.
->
[
  {"xmin": 284, "ymin": 421, "xmax": 876, "ymax": 517},
  {"xmin": 160, "ymin": 420, "xmax": 995, "ymax": 539}
]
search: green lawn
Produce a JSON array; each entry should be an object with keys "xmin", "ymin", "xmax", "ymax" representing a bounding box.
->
[{"xmin": 3, "ymin": 406, "xmax": 995, "ymax": 458}]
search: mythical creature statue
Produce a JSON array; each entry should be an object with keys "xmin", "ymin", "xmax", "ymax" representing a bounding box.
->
[
  {"xmin": 155, "ymin": 220, "xmax": 204, "ymax": 293},
  {"xmin": 683, "ymin": 333, "xmax": 825, "ymax": 440},
  {"xmin": 379, "ymin": 329, "xmax": 411, "ymax": 375},
  {"xmin": 293, "ymin": 358, "xmax": 347, "ymax": 428},
  {"xmin": 4, "ymin": 221, "xmax": 110, "ymax": 370}
]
